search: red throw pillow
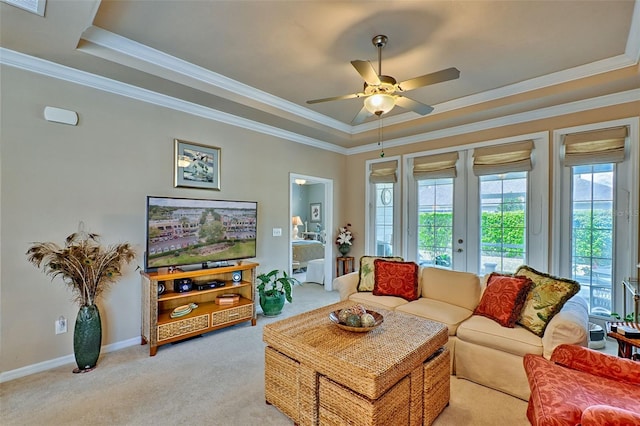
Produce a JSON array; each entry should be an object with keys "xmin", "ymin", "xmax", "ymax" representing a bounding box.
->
[
  {"xmin": 372, "ymin": 259, "xmax": 419, "ymax": 301},
  {"xmin": 474, "ymin": 273, "xmax": 533, "ymax": 327}
]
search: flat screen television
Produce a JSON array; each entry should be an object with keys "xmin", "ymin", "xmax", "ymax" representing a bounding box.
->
[{"xmin": 145, "ymin": 196, "xmax": 257, "ymax": 271}]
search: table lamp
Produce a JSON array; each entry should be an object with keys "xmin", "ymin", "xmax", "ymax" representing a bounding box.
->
[{"xmin": 292, "ymin": 216, "xmax": 303, "ymax": 239}]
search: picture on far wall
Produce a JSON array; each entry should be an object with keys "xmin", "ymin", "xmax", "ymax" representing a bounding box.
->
[
  {"xmin": 174, "ymin": 139, "xmax": 221, "ymax": 190},
  {"xmin": 310, "ymin": 202, "xmax": 321, "ymax": 223}
]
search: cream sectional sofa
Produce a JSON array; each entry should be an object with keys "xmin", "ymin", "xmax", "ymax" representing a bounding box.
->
[{"xmin": 333, "ymin": 266, "xmax": 589, "ymax": 400}]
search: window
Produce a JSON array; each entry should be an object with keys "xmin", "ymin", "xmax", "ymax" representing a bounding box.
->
[
  {"xmin": 417, "ymin": 178, "xmax": 454, "ymax": 267},
  {"xmin": 479, "ymin": 172, "xmax": 527, "ymax": 274},
  {"xmin": 570, "ymin": 164, "xmax": 614, "ymax": 315},
  {"xmin": 554, "ymin": 120, "xmax": 638, "ymax": 318},
  {"xmin": 366, "ymin": 158, "xmax": 400, "ymax": 257},
  {"xmin": 374, "ymin": 183, "xmax": 395, "ymax": 256}
]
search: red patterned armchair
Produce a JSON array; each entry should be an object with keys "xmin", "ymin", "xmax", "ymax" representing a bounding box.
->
[{"xmin": 524, "ymin": 344, "xmax": 640, "ymax": 426}]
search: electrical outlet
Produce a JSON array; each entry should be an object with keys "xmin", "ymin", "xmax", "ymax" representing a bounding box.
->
[
  {"xmin": 55, "ymin": 316, "xmax": 67, "ymax": 334},
  {"xmin": 272, "ymin": 227, "xmax": 282, "ymax": 237}
]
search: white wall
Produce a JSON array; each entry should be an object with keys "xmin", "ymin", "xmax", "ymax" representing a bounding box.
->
[{"xmin": 0, "ymin": 65, "xmax": 345, "ymax": 374}]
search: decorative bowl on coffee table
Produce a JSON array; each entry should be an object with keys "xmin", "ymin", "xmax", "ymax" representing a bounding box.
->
[{"xmin": 329, "ymin": 309, "xmax": 384, "ymax": 332}]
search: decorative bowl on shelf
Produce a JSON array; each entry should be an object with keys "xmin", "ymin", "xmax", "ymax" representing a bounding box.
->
[
  {"xmin": 170, "ymin": 303, "xmax": 198, "ymax": 318},
  {"xmin": 329, "ymin": 309, "xmax": 384, "ymax": 332}
]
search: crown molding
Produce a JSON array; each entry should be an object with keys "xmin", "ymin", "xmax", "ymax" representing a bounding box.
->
[
  {"xmin": 352, "ymin": 53, "xmax": 638, "ymax": 134},
  {"xmin": 80, "ymin": 20, "xmax": 639, "ymax": 138},
  {"xmin": 1, "ymin": 48, "xmax": 636, "ymax": 157},
  {"xmin": 346, "ymin": 89, "xmax": 640, "ymax": 155},
  {"xmin": 79, "ymin": 26, "xmax": 353, "ymax": 134},
  {"xmin": 627, "ymin": 0, "xmax": 640, "ymax": 62},
  {"xmin": 0, "ymin": 48, "xmax": 348, "ymax": 155}
]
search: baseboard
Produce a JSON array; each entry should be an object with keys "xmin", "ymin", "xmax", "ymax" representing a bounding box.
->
[{"xmin": 0, "ymin": 337, "xmax": 140, "ymax": 383}]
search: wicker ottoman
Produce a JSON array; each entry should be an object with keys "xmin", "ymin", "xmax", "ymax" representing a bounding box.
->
[{"xmin": 264, "ymin": 301, "xmax": 449, "ymax": 425}]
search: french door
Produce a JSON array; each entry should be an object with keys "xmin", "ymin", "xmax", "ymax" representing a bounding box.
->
[{"xmin": 405, "ymin": 135, "xmax": 549, "ymax": 274}]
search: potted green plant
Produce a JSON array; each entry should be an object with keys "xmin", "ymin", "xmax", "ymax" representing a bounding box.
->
[
  {"xmin": 26, "ymin": 223, "xmax": 136, "ymax": 373},
  {"xmin": 257, "ymin": 269, "xmax": 299, "ymax": 317}
]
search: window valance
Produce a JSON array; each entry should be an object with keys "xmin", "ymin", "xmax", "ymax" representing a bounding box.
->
[
  {"xmin": 562, "ymin": 126, "xmax": 628, "ymax": 166},
  {"xmin": 412, "ymin": 152, "xmax": 459, "ymax": 179},
  {"xmin": 369, "ymin": 160, "xmax": 398, "ymax": 183},
  {"xmin": 472, "ymin": 140, "xmax": 534, "ymax": 176}
]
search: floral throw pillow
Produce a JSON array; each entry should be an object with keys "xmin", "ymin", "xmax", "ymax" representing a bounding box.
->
[
  {"xmin": 357, "ymin": 256, "xmax": 403, "ymax": 292},
  {"xmin": 473, "ymin": 273, "xmax": 533, "ymax": 327},
  {"xmin": 372, "ymin": 259, "xmax": 420, "ymax": 301},
  {"xmin": 515, "ymin": 265, "xmax": 581, "ymax": 337}
]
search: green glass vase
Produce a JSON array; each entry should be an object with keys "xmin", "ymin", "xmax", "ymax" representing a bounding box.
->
[
  {"xmin": 338, "ymin": 244, "xmax": 351, "ymax": 256},
  {"xmin": 259, "ymin": 292, "xmax": 285, "ymax": 317},
  {"xmin": 73, "ymin": 304, "xmax": 102, "ymax": 373}
]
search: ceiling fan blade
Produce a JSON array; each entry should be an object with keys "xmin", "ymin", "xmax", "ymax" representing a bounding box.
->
[
  {"xmin": 306, "ymin": 93, "xmax": 362, "ymax": 104},
  {"xmin": 351, "ymin": 60, "xmax": 381, "ymax": 86},
  {"xmin": 351, "ymin": 105, "xmax": 371, "ymax": 125},
  {"xmin": 397, "ymin": 67, "xmax": 460, "ymax": 92},
  {"xmin": 395, "ymin": 95, "xmax": 434, "ymax": 116}
]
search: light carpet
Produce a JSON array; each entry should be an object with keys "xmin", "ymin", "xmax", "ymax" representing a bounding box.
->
[{"xmin": 1, "ymin": 282, "xmax": 528, "ymax": 425}]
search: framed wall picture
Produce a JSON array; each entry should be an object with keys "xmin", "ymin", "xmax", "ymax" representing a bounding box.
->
[
  {"xmin": 310, "ymin": 202, "xmax": 321, "ymax": 223},
  {"xmin": 174, "ymin": 139, "xmax": 221, "ymax": 190}
]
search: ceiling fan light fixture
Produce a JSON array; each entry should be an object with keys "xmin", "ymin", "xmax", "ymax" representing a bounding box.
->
[{"xmin": 364, "ymin": 93, "xmax": 396, "ymax": 115}]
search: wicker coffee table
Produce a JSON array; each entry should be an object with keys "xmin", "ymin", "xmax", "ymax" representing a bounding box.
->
[{"xmin": 263, "ymin": 300, "xmax": 449, "ymax": 426}]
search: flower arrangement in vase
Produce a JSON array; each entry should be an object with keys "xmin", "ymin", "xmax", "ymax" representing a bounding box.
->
[
  {"xmin": 26, "ymin": 223, "xmax": 136, "ymax": 373},
  {"xmin": 335, "ymin": 223, "xmax": 354, "ymax": 256}
]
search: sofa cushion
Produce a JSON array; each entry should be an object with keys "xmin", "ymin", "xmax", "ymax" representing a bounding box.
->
[
  {"xmin": 421, "ymin": 267, "xmax": 481, "ymax": 311},
  {"xmin": 473, "ymin": 273, "xmax": 533, "ymax": 327},
  {"xmin": 372, "ymin": 259, "xmax": 419, "ymax": 301},
  {"xmin": 457, "ymin": 315, "xmax": 543, "ymax": 357},
  {"xmin": 357, "ymin": 256, "xmax": 403, "ymax": 292},
  {"xmin": 347, "ymin": 292, "xmax": 409, "ymax": 311},
  {"xmin": 396, "ymin": 298, "xmax": 473, "ymax": 336},
  {"xmin": 541, "ymin": 296, "xmax": 589, "ymax": 359},
  {"xmin": 515, "ymin": 265, "xmax": 580, "ymax": 337}
]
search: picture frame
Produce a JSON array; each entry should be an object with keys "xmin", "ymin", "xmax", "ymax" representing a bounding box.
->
[
  {"xmin": 174, "ymin": 139, "xmax": 221, "ymax": 190},
  {"xmin": 310, "ymin": 202, "xmax": 321, "ymax": 223}
]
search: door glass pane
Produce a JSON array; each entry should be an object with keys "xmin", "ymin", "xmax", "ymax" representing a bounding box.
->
[
  {"xmin": 571, "ymin": 164, "xmax": 614, "ymax": 317},
  {"xmin": 479, "ymin": 172, "xmax": 527, "ymax": 274},
  {"xmin": 375, "ymin": 183, "xmax": 394, "ymax": 256},
  {"xmin": 417, "ymin": 178, "xmax": 453, "ymax": 268}
]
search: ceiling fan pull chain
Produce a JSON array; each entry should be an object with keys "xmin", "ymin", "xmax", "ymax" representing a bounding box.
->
[{"xmin": 377, "ymin": 113, "xmax": 385, "ymax": 158}]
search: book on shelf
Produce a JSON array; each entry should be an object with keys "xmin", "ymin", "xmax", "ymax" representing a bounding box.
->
[{"xmin": 215, "ymin": 294, "xmax": 240, "ymax": 305}]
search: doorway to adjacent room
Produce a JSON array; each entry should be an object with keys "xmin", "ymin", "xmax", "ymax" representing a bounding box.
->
[{"xmin": 290, "ymin": 173, "xmax": 334, "ymax": 291}]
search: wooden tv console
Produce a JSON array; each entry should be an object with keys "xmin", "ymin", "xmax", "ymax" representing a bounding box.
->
[{"xmin": 140, "ymin": 262, "xmax": 258, "ymax": 356}]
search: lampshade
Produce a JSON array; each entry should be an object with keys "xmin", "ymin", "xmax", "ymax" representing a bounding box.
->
[
  {"xmin": 292, "ymin": 216, "xmax": 303, "ymax": 226},
  {"xmin": 364, "ymin": 93, "xmax": 396, "ymax": 115}
]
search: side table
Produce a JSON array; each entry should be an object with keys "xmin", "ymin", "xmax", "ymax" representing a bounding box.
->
[
  {"xmin": 606, "ymin": 321, "xmax": 640, "ymax": 360},
  {"xmin": 336, "ymin": 256, "xmax": 354, "ymax": 277}
]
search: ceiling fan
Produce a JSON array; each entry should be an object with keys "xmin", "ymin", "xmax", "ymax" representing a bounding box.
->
[{"xmin": 307, "ymin": 35, "xmax": 460, "ymax": 124}]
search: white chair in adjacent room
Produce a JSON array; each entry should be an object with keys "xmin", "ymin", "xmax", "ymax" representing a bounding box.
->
[{"xmin": 306, "ymin": 258, "xmax": 325, "ymax": 284}]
